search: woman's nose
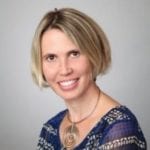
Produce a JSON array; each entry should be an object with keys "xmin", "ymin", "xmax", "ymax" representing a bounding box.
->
[{"xmin": 59, "ymin": 59, "xmax": 73, "ymax": 76}]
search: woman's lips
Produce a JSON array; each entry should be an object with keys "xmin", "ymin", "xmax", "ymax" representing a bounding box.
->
[{"xmin": 58, "ymin": 78, "xmax": 79, "ymax": 90}]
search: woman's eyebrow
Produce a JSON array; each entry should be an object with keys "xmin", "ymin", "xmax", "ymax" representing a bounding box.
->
[
  {"xmin": 42, "ymin": 52, "xmax": 57, "ymax": 58},
  {"xmin": 42, "ymin": 49, "xmax": 80, "ymax": 57},
  {"xmin": 67, "ymin": 49, "xmax": 80, "ymax": 55}
]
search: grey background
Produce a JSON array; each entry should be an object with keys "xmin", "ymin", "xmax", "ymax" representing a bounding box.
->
[{"xmin": 0, "ymin": 0, "xmax": 149, "ymax": 149}]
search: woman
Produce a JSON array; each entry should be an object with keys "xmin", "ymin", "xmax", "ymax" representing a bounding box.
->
[{"xmin": 31, "ymin": 8, "xmax": 147, "ymax": 150}]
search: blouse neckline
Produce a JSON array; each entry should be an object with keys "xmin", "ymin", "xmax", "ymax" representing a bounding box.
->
[{"xmin": 57, "ymin": 105, "xmax": 125, "ymax": 149}]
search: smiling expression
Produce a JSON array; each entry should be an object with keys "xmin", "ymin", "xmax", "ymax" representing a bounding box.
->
[{"xmin": 41, "ymin": 29, "xmax": 95, "ymax": 100}]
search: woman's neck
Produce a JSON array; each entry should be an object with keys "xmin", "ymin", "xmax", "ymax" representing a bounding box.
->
[{"xmin": 64, "ymin": 84, "xmax": 100, "ymax": 122}]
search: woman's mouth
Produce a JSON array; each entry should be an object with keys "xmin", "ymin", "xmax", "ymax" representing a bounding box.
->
[{"xmin": 58, "ymin": 78, "xmax": 79, "ymax": 90}]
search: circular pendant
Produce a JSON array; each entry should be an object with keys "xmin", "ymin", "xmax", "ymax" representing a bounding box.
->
[{"xmin": 63, "ymin": 123, "xmax": 79, "ymax": 149}]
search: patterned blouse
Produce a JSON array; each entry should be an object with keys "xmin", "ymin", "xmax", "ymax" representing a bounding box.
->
[{"xmin": 37, "ymin": 106, "xmax": 147, "ymax": 150}]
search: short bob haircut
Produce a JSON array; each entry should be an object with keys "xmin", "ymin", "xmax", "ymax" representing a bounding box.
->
[{"xmin": 31, "ymin": 8, "xmax": 111, "ymax": 88}]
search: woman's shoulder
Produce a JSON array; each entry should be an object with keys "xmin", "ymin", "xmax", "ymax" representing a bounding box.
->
[
  {"xmin": 102, "ymin": 105, "xmax": 138, "ymax": 125},
  {"xmin": 44, "ymin": 109, "xmax": 67, "ymax": 127},
  {"xmin": 37, "ymin": 110, "xmax": 67, "ymax": 149},
  {"xmin": 99, "ymin": 105, "xmax": 144, "ymax": 135},
  {"xmin": 100, "ymin": 105, "xmax": 147, "ymax": 149},
  {"xmin": 99, "ymin": 93, "xmax": 136, "ymax": 125},
  {"xmin": 38, "ymin": 109, "xmax": 67, "ymax": 139}
]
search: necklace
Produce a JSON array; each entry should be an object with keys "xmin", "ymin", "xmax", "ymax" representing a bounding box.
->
[{"xmin": 62, "ymin": 89, "xmax": 101, "ymax": 149}]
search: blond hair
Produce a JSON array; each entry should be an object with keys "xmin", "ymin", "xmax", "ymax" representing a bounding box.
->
[{"xmin": 31, "ymin": 8, "xmax": 111, "ymax": 87}]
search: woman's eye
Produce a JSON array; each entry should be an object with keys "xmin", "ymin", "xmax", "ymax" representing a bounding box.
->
[
  {"xmin": 46, "ymin": 55, "xmax": 56, "ymax": 62},
  {"xmin": 70, "ymin": 51, "xmax": 80, "ymax": 58}
]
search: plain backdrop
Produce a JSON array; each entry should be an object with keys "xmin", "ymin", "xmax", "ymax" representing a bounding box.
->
[{"xmin": 0, "ymin": 0, "xmax": 150, "ymax": 149}]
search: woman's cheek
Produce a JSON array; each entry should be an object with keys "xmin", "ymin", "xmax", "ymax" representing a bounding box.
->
[{"xmin": 42, "ymin": 64, "xmax": 56, "ymax": 81}]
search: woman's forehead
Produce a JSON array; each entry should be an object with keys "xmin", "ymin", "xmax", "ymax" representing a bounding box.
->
[{"xmin": 41, "ymin": 29, "xmax": 79, "ymax": 55}]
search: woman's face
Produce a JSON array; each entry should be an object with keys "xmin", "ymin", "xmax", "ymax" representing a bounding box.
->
[{"xmin": 41, "ymin": 29, "xmax": 94, "ymax": 100}]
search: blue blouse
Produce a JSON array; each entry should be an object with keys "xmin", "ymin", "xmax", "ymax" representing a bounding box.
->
[{"xmin": 37, "ymin": 106, "xmax": 147, "ymax": 150}]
